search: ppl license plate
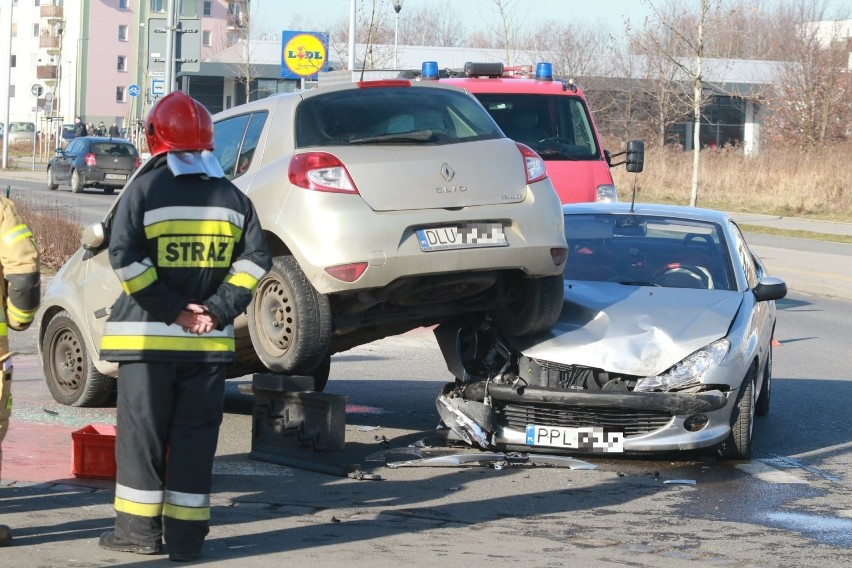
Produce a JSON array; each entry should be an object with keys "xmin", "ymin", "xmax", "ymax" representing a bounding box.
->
[
  {"xmin": 105, "ymin": 173, "xmax": 127, "ymax": 180},
  {"xmin": 526, "ymin": 425, "xmax": 624, "ymax": 453},
  {"xmin": 416, "ymin": 223, "xmax": 507, "ymax": 251}
]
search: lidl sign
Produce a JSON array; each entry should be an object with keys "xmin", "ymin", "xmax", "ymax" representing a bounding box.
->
[{"xmin": 281, "ymin": 31, "xmax": 329, "ymax": 80}]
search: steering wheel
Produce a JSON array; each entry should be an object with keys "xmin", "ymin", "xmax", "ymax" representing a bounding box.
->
[{"xmin": 651, "ymin": 263, "xmax": 710, "ymax": 288}]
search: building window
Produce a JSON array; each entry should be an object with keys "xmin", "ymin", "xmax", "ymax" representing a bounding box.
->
[
  {"xmin": 118, "ymin": 24, "xmax": 128, "ymax": 41},
  {"xmin": 117, "ymin": 55, "xmax": 126, "ymax": 71},
  {"xmin": 151, "ymin": 0, "xmax": 164, "ymax": 12},
  {"xmin": 33, "ymin": 23, "xmax": 39, "ymax": 37},
  {"xmin": 116, "ymin": 86, "xmax": 126, "ymax": 102},
  {"xmin": 202, "ymin": 30, "xmax": 211, "ymax": 47},
  {"xmin": 11, "ymin": 23, "xmax": 16, "ymax": 37},
  {"xmin": 10, "ymin": 55, "xmax": 15, "ymax": 68},
  {"xmin": 34, "ymin": 0, "xmax": 40, "ymax": 6},
  {"xmin": 203, "ymin": 1, "xmax": 211, "ymax": 16},
  {"xmin": 119, "ymin": 0, "xmax": 128, "ymax": 10},
  {"xmin": 9, "ymin": 85, "xmax": 14, "ymax": 98}
]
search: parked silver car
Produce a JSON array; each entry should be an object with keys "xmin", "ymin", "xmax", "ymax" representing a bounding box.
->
[
  {"xmin": 37, "ymin": 80, "xmax": 569, "ymax": 406},
  {"xmin": 435, "ymin": 202, "xmax": 787, "ymax": 460},
  {"xmin": 5, "ymin": 121, "xmax": 37, "ymax": 146}
]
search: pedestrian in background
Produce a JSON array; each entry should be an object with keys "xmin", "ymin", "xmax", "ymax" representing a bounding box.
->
[
  {"xmin": 0, "ymin": 197, "xmax": 42, "ymax": 547},
  {"xmin": 74, "ymin": 116, "xmax": 87, "ymax": 138},
  {"xmin": 97, "ymin": 121, "xmax": 107, "ymax": 136},
  {"xmin": 97, "ymin": 91, "xmax": 270, "ymax": 562},
  {"xmin": 109, "ymin": 122, "xmax": 120, "ymax": 138}
]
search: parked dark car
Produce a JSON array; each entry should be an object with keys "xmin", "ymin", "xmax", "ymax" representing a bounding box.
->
[{"xmin": 47, "ymin": 136, "xmax": 141, "ymax": 194}]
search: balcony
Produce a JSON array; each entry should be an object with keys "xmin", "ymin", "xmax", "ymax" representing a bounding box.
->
[
  {"xmin": 37, "ymin": 65, "xmax": 58, "ymax": 80},
  {"xmin": 40, "ymin": 35, "xmax": 61, "ymax": 49},
  {"xmin": 227, "ymin": 12, "xmax": 246, "ymax": 29},
  {"xmin": 40, "ymin": 5, "xmax": 64, "ymax": 19}
]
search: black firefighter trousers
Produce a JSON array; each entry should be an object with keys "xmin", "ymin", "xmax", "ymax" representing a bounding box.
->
[{"xmin": 113, "ymin": 361, "xmax": 226, "ymax": 555}]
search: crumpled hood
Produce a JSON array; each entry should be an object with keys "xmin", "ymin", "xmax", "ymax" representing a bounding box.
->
[{"xmin": 509, "ymin": 282, "xmax": 743, "ymax": 377}]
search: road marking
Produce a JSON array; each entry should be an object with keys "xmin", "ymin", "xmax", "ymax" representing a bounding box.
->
[{"xmin": 736, "ymin": 461, "xmax": 809, "ymax": 484}]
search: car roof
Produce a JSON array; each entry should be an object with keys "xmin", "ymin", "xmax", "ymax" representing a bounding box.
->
[
  {"xmin": 74, "ymin": 136, "xmax": 135, "ymax": 143},
  {"xmin": 213, "ymin": 79, "xmax": 473, "ymax": 120},
  {"xmin": 440, "ymin": 76, "xmax": 589, "ymax": 97},
  {"xmin": 562, "ymin": 201, "xmax": 733, "ymax": 225}
]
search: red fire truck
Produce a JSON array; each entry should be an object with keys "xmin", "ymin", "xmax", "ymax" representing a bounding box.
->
[{"xmin": 415, "ymin": 61, "xmax": 642, "ymax": 204}]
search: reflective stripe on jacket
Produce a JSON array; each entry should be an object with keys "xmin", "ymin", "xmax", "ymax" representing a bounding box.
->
[
  {"xmin": 0, "ymin": 197, "xmax": 41, "ymax": 353},
  {"xmin": 100, "ymin": 156, "xmax": 271, "ymax": 363}
]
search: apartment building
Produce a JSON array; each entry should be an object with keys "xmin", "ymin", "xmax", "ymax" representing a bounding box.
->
[{"xmin": 0, "ymin": 0, "xmax": 248, "ymax": 135}]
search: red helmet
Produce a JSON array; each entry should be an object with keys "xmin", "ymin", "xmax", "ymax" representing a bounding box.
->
[{"xmin": 144, "ymin": 90, "xmax": 214, "ymax": 157}]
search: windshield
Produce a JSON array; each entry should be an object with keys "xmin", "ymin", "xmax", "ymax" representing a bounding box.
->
[
  {"xmin": 295, "ymin": 86, "xmax": 502, "ymax": 147},
  {"xmin": 475, "ymin": 94, "xmax": 599, "ymax": 161},
  {"xmin": 563, "ymin": 213, "xmax": 734, "ymax": 291}
]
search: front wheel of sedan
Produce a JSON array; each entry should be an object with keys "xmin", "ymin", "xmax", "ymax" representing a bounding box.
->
[
  {"xmin": 41, "ymin": 310, "xmax": 115, "ymax": 407},
  {"xmin": 46, "ymin": 166, "xmax": 58, "ymax": 190},
  {"xmin": 247, "ymin": 255, "xmax": 333, "ymax": 374},
  {"xmin": 719, "ymin": 367, "xmax": 756, "ymax": 460},
  {"xmin": 755, "ymin": 345, "xmax": 772, "ymax": 416},
  {"xmin": 490, "ymin": 274, "xmax": 563, "ymax": 336},
  {"xmin": 70, "ymin": 169, "xmax": 84, "ymax": 193}
]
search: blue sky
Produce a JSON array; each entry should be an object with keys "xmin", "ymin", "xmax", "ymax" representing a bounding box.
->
[{"xmin": 251, "ymin": 0, "xmax": 653, "ymax": 39}]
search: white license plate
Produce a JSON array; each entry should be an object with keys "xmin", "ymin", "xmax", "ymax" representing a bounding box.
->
[
  {"xmin": 416, "ymin": 223, "xmax": 507, "ymax": 251},
  {"xmin": 105, "ymin": 173, "xmax": 127, "ymax": 180},
  {"xmin": 526, "ymin": 425, "xmax": 624, "ymax": 453}
]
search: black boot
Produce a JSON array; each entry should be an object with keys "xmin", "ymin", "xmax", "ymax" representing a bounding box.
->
[
  {"xmin": 0, "ymin": 524, "xmax": 12, "ymax": 547},
  {"xmin": 99, "ymin": 530, "xmax": 161, "ymax": 555}
]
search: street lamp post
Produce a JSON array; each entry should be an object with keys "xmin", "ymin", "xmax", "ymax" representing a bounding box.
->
[{"xmin": 393, "ymin": 0, "xmax": 404, "ymax": 69}]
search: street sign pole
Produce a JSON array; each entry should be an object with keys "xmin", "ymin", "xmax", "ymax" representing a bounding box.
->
[
  {"xmin": 164, "ymin": 0, "xmax": 177, "ymax": 93},
  {"xmin": 31, "ymin": 83, "xmax": 43, "ymax": 171}
]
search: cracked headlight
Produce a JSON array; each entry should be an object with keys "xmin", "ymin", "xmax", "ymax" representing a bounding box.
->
[{"xmin": 634, "ymin": 339, "xmax": 730, "ymax": 392}]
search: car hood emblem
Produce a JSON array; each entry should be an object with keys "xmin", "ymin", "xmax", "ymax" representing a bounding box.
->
[{"xmin": 440, "ymin": 163, "xmax": 455, "ymax": 182}]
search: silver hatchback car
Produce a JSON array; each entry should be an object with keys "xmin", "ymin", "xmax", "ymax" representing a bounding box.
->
[
  {"xmin": 435, "ymin": 203, "xmax": 787, "ymax": 460},
  {"xmin": 37, "ymin": 80, "xmax": 569, "ymax": 406}
]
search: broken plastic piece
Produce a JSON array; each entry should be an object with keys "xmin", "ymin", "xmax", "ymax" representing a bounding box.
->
[
  {"xmin": 435, "ymin": 395, "xmax": 492, "ymax": 449},
  {"xmin": 387, "ymin": 452, "xmax": 596, "ymax": 470},
  {"xmin": 347, "ymin": 470, "xmax": 383, "ymax": 481},
  {"xmin": 663, "ymin": 479, "xmax": 697, "ymax": 485}
]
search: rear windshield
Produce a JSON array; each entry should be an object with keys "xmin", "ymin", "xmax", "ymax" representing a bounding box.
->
[
  {"xmin": 92, "ymin": 143, "xmax": 137, "ymax": 156},
  {"xmin": 295, "ymin": 86, "xmax": 502, "ymax": 147}
]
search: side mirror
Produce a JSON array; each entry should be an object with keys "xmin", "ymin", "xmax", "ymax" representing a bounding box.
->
[
  {"xmin": 625, "ymin": 139, "xmax": 644, "ymax": 173},
  {"xmin": 753, "ymin": 276, "xmax": 787, "ymax": 302},
  {"xmin": 604, "ymin": 149, "xmax": 612, "ymax": 167},
  {"xmin": 81, "ymin": 221, "xmax": 107, "ymax": 251}
]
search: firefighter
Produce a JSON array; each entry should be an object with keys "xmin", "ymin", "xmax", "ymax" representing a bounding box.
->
[
  {"xmin": 97, "ymin": 91, "xmax": 271, "ymax": 562},
  {"xmin": 0, "ymin": 197, "xmax": 41, "ymax": 547}
]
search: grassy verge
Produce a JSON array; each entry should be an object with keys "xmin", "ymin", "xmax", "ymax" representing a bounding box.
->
[
  {"xmin": 15, "ymin": 196, "xmax": 83, "ymax": 272},
  {"xmin": 737, "ymin": 224, "xmax": 852, "ymax": 244}
]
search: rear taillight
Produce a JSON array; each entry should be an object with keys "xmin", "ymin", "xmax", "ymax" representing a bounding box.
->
[
  {"xmin": 84, "ymin": 152, "xmax": 97, "ymax": 166},
  {"xmin": 288, "ymin": 152, "xmax": 359, "ymax": 194},
  {"xmin": 551, "ymin": 247, "xmax": 568, "ymax": 266},
  {"xmin": 134, "ymin": 156, "xmax": 142, "ymax": 168},
  {"xmin": 325, "ymin": 262, "xmax": 368, "ymax": 282},
  {"xmin": 515, "ymin": 143, "xmax": 547, "ymax": 184}
]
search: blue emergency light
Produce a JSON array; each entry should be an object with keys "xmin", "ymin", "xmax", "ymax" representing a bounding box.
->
[
  {"xmin": 421, "ymin": 61, "xmax": 439, "ymax": 80},
  {"xmin": 535, "ymin": 62, "xmax": 553, "ymax": 81}
]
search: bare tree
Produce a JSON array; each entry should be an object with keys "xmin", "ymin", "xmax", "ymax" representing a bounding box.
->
[
  {"xmin": 400, "ymin": 1, "xmax": 467, "ymax": 47},
  {"xmin": 212, "ymin": 4, "xmax": 261, "ymax": 102},
  {"xmin": 326, "ymin": 0, "xmax": 395, "ymax": 70},
  {"xmin": 476, "ymin": 0, "xmax": 528, "ymax": 64},
  {"xmin": 762, "ymin": 1, "xmax": 851, "ymax": 150}
]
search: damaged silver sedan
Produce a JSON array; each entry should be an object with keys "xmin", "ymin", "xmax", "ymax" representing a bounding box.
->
[{"xmin": 435, "ymin": 203, "xmax": 787, "ymax": 460}]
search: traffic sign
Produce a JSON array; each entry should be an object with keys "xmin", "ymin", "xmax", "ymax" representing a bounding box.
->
[
  {"xmin": 31, "ymin": 84, "xmax": 43, "ymax": 97},
  {"xmin": 129, "ymin": 84, "xmax": 141, "ymax": 97}
]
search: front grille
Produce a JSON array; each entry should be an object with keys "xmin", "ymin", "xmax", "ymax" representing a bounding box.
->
[{"xmin": 494, "ymin": 401, "xmax": 673, "ymax": 436}]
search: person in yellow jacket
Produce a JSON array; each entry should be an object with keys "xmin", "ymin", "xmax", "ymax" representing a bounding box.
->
[{"xmin": 0, "ymin": 196, "xmax": 41, "ymax": 547}]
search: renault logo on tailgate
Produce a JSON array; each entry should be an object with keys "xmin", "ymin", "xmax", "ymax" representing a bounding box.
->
[{"xmin": 440, "ymin": 163, "xmax": 455, "ymax": 182}]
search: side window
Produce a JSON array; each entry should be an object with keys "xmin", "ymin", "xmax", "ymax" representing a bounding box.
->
[
  {"xmin": 65, "ymin": 139, "xmax": 81, "ymax": 154},
  {"xmin": 212, "ymin": 114, "xmax": 251, "ymax": 179},
  {"xmin": 730, "ymin": 222, "xmax": 758, "ymax": 288},
  {"xmin": 235, "ymin": 112, "xmax": 267, "ymax": 177}
]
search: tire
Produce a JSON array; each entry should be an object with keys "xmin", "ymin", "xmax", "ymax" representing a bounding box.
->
[
  {"xmin": 41, "ymin": 310, "xmax": 115, "ymax": 407},
  {"xmin": 755, "ymin": 345, "xmax": 772, "ymax": 416},
  {"xmin": 490, "ymin": 274, "xmax": 563, "ymax": 336},
  {"xmin": 47, "ymin": 166, "xmax": 58, "ymax": 190},
  {"xmin": 247, "ymin": 255, "xmax": 332, "ymax": 374},
  {"xmin": 719, "ymin": 367, "xmax": 756, "ymax": 460},
  {"xmin": 103, "ymin": 186, "xmax": 115, "ymax": 195},
  {"xmin": 310, "ymin": 355, "xmax": 331, "ymax": 392},
  {"xmin": 70, "ymin": 169, "xmax": 84, "ymax": 193}
]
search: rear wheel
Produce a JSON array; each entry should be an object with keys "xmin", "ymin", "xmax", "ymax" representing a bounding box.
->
[
  {"xmin": 247, "ymin": 255, "xmax": 333, "ymax": 374},
  {"xmin": 490, "ymin": 274, "xmax": 563, "ymax": 336},
  {"xmin": 41, "ymin": 310, "xmax": 114, "ymax": 407},
  {"xmin": 46, "ymin": 166, "xmax": 58, "ymax": 190},
  {"xmin": 103, "ymin": 186, "xmax": 116, "ymax": 195},
  {"xmin": 755, "ymin": 346, "xmax": 772, "ymax": 416},
  {"xmin": 719, "ymin": 367, "xmax": 755, "ymax": 459},
  {"xmin": 70, "ymin": 169, "xmax": 84, "ymax": 193}
]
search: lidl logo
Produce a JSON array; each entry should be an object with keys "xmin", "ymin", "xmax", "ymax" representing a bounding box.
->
[{"xmin": 282, "ymin": 33, "xmax": 327, "ymax": 78}]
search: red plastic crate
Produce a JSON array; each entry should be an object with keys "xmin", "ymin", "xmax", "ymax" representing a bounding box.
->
[{"xmin": 71, "ymin": 424, "xmax": 117, "ymax": 479}]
